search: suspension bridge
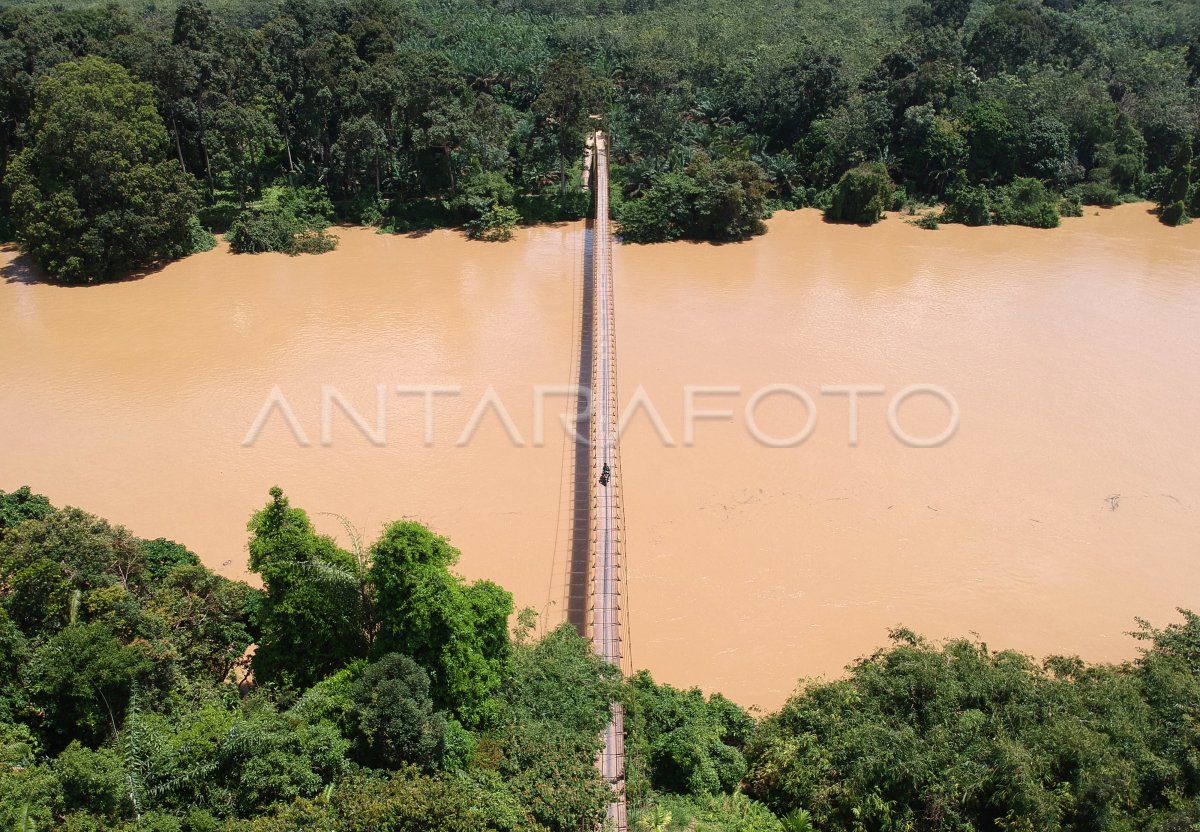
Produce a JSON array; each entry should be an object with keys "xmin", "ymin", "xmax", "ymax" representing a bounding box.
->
[{"xmin": 561, "ymin": 128, "xmax": 628, "ymax": 831}]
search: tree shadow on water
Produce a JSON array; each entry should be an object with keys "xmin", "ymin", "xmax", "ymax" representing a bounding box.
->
[
  {"xmin": 0, "ymin": 246, "xmax": 168, "ymax": 287},
  {"xmin": 1, "ymin": 246, "xmax": 41, "ymax": 285}
]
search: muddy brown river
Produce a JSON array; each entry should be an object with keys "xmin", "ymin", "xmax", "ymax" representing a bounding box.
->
[{"xmin": 2, "ymin": 204, "xmax": 1198, "ymax": 709}]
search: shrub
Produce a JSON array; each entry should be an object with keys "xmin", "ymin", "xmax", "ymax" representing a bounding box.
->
[
  {"xmin": 227, "ymin": 187, "xmax": 338, "ymax": 255},
  {"xmin": 227, "ymin": 212, "xmax": 294, "ymax": 254},
  {"xmin": 465, "ymin": 204, "xmax": 521, "ymax": 241},
  {"xmin": 910, "ymin": 211, "xmax": 941, "ymax": 229},
  {"xmin": 1060, "ymin": 197, "xmax": 1083, "ymax": 217},
  {"xmin": 185, "ymin": 216, "xmax": 217, "ymax": 254},
  {"xmin": 291, "ymin": 228, "xmax": 339, "ymax": 254},
  {"xmin": 1076, "ymin": 180, "xmax": 1120, "ymax": 207},
  {"xmin": 943, "ymin": 181, "xmax": 992, "ymax": 226},
  {"xmin": 824, "ymin": 163, "xmax": 894, "ymax": 224},
  {"xmin": 1160, "ymin": 200, "xmax": 1190, "ymax": 226},
  {"xmin": 1156, "ymin": 140, "xmax": 1194, "ymax": 225},
  {"xmin": 992, "ymin": 177, "xmax": 1060, "ymax": 228},
  {"xmin": 354, "ymin": 195, "xmax": 391, "ymax": 228},
  {"xmin": 616, "ymin": 153, "xmax": 770, "ymax": 243}
]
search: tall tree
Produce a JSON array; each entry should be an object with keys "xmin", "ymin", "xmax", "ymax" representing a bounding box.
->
[
  {"xmin": 247, "ymin": 487, "xmax": 366, "ymax": 689},
  {"xmin": 534, "ymin": 54, "xmax": 609, "ymax": 193},
  {"xmin": 369, "ymin": 521, "xmax": 512, "ymax": 727},
  {"xmin": 4, "ymin": 57, "xmax": 199, "ymax": 281}
]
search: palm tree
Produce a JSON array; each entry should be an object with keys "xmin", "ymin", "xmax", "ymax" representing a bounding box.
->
[
  {"xmin": 782, "ymin": 808, "xmax": 815, "ymax": 832},
  {"xmin": 636, "ymin": 804, "xmax": 672, "ymax": 832}
]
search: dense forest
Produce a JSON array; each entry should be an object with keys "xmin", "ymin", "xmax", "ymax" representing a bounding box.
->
[
  {"xmin": 1, "ymin": 484, "xmax": 1198, "ymax": 831},
  {"xmin": 0, "ymin": 0, "xmax": 1197, "ymax": 280}
]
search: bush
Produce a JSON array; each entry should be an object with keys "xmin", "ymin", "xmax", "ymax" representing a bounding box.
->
[
  {"xmin": 992, "ymin": 177, "xmax": 1060, "ymax": 228},
  {"xmin": 1059, "ymin": 197, "xmax": 1083, "ymax": 217},
  {"xmin": 353, "ymin": 195, "xmax": 391, "ymax": 228},
  {"xmin": 1075, "ymin": 181, "xmax": 1120, "ymax": 207},
  {"xmin": 1160, "ymin": 200, "xmax": 1191, "ymax": 226},
  {"xmin": 745, "ymin": 612, "xmax": 1200, "ymax": 831},
  {"xmin": 227, "ymin": 212, "xmax": 294, "ymax": 254},
  {"xmin": 227, "ymin": 187, "xmax": 338, "ymax": 256},
  {"xmin": 943, "ymin": 181, "xmax": 991, "ymax": 226},
  {"xmin": 824, "ymin": 163, "xmax": 894, "ymax": 224},
  {"xmin": 616, "ymin": 153, "xmax": 770, "ymax": 243},
  {"xmin": 197, "ymin": 198, "xmax": 241, "ymax": 233},
  {"xmin": 624, "ymin": 671, "xmax": 752, "ymax": 798},
  {"xmin": 291, "ymin": 228, "xmax": 339, "ymax": 254},
  {"xmin": 1156, "ymin": 140, "xmax": 1194, "ymax": 225},
  {"xmin": 465, "ymin": 204, "xmax": 521, "ymax": 241},
  {"xmin": 185, "ymin": 216, "xmax": 217, "ymax": 254},
  {"xmin": 632, "ymin": 793, "xmax": 784, "ymax": 832},
  {"xmin": 910, "ymin": 211, "xmax": 941, "ymax": 229}
]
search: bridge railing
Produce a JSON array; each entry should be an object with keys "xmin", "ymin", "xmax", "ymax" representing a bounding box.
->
[{"xmin": 587, "ymin": 130, "xmax": 629, "ymax": 832}]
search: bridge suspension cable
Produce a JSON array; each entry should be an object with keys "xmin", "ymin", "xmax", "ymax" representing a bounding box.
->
[{"xmin": 588, "ymin": 129, "xmax": 628, "ymax": 832}]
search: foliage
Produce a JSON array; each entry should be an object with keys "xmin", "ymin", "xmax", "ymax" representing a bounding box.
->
[
  {"xmin": 1, "ymin": 504, "xmax": 147, "ymax": 634},
  {"xmin": 624, "ymin": 671, "xmax": 752, "ymax": 799},
  {"xmin": 616, "ymin": 153, "xmax": 770, "ymax": 243},
  {"xmin": 493, "ymin": 621, "xmax": 620, "ymax": 831},
  {"xmin": 369, "ymin": 520, "xmax": 512, "ymax": 727},
  {"xmin": 1157, "ymin": 139, "xmax": 1197, "ymax": 225},
  {"xmin": 992, "ymin": 176, "xmax": 1062, "ymax": 228},
  {"xmin": 744, "ymin": 613, "xmax": 1200, "ymax": 831},
  {"xmin": 825, "ymin": 163, "xmax": 895, "ymax": 225},
  {"xmin": 146, "ymin": 564, "xmax": 257, "ymax": 683},
  {"xmin": 186, "ymin": 216, "xmax": 218, "ymax": 254},
  {"xmin": 632, "ymin": 792, "xmax": 784, "ymax": 832},
  {"xmin": 246, "ymin": 487, "xmax": 366, "ymax": 689},
  {"xmin": 350, "ymin": 653, "xmax": 447, "ymax": 770},
  {"xmin": 943, "ymin": 176, "xmax": 992, "ymax": 226},
  {"xmin": 0, "ymin": 486, "xmax": 54, "ymax": 538},
  {"xmin": 139, "ymin": 538, "xmax": 201, "ymax": 581},
  {"xmin": 1075, "ymin": 180, "xmax": 1120, "ymax": 208},
  {"xmin": 504, "ymin": 623, "xmax": 620, "ymax": 739},
  {"xmin": 219, "ymin": 770, "xmax": 532, "ymax": 832},
  {"xmin": 3, "ymin": 57, "xmax": 200, "ymax": 282},
  {"xmin": 466, "ymin": 204, "xmax": 521, "ymax": 242},
  {"xmin": 227, "ymin": 187, "xmax": 338, "ymax": 255},
  {"xmin": 26, "ymin": 622, "xmax": 157, "ymax": 751},
  {"xmin": 1060, "ymin": 196, "xmax": 1083, "ymax": 217},
  {"xmin": 1160, "ymin": 200, "xmax": 1192, "ymax": 226},
  {"xmin": 0, "ymin": 489, "xmax": 616, "ymax": 831}
]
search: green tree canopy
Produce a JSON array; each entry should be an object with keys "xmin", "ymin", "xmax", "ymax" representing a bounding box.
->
[
  {"xmin": 616, "ymin": 153, "xmax": 770, "ymax": 243},
  {"xmin": 247, "ymin": 487, "xmax": 367, "ymax": 689},
  {"xmin": 743, "ymin": 615, "xmax": 1200, "ymax": 831},
  {"xmin": 4, "ymin": 57, "xmax": 200, "ymax": 281},
  {"xmin": 624, "ymin": 671, "xmax": 753, "ymax": 799},
  {"xmin": 0, "ymin": 487, "xmax": 54, "ymax": 538},
  {"xmin": 369, "ymin": 520, "xmax": 512, "ymax": 727},
  {"xmin": 825, "ymin": 163, "xmax": 895, "ymax": 225},
  {"xmin": 351, "ymin": 652, "xmax": 447, "ymax": 770}
]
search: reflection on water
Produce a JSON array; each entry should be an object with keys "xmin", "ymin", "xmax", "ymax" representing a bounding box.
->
[{"xmin": 2, "ymin": 205, "xmax": 1198, "ymax": 708}]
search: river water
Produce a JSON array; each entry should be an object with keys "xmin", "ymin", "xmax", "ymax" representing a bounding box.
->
[{"xmin": 2, "ymin": 204, "xmax": 1198, "ymax": 708}]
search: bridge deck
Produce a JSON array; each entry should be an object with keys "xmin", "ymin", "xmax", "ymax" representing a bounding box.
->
[{"xmin": 589, "ymin": 130, "xmax": 628, "ymax": 832}]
